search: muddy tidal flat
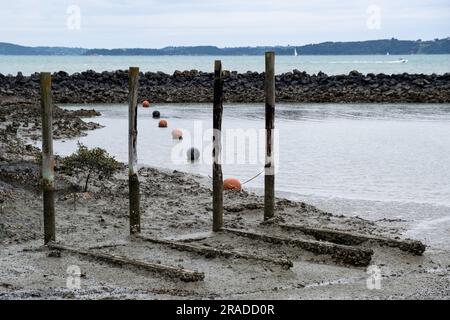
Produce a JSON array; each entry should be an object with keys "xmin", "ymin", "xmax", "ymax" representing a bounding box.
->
[{"xmin": 0, "ymin": 96, "xmax": 449, "ymax": 300}]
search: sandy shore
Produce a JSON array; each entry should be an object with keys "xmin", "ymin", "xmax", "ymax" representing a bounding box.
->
[{"xmin": 0, "ymin": 99, "xmax": 449, "ymax": 299}]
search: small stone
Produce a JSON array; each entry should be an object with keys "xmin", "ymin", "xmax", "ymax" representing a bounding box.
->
[{"xmin": 47, "ymin": 250, "xmax": 61, "ymax": 258}]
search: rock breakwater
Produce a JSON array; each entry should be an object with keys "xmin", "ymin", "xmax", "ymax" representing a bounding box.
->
[{"xmin": 1, "ymin": 69, "xmax": 449, "ymax": 103}]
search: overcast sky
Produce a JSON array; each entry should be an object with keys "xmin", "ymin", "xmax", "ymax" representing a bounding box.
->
[{"xmin": 0, "ymin": 0, "xmax": 449, "ymax": 48}]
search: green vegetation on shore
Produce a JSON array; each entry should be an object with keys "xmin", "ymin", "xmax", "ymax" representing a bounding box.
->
[{"xmin": 60, "ymin": 142, "xmax": 120, "ymax": 192}]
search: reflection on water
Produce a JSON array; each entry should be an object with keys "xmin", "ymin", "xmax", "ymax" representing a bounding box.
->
[{"xmin": 52, "ymin": 103, "xmax": 450, "ymax": 248}]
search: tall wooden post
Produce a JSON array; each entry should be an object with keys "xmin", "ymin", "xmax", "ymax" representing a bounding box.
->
[
  {"xmin": 264, "ymin": 52, "xmax": 275, "ymax": 220},
  {"xmin": 212, "ymin": 60, "xmax": 224, "ymax": 231},
  {"xmin": 40, "ymin": 72, "xmax": 55, "ymax": 244},
  {"xmin": 128, "ymin": 67, "xmax": 141, "ymax": 234}
]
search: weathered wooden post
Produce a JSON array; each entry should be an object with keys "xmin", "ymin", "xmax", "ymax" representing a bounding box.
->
[
  {"xmin": 264, "ymin": 52, "xmax": 275, "ymax": 220},
  {"xmin": 212, "ymin": 60, "xmax": 224, "ymax": 231},
  {"xmin": 128, "ymin": 67, "xmax": 140, "ymax": 234},
  {"xmin": 40, "ymin": 72, "xmax": 55, "ymax": 244}
]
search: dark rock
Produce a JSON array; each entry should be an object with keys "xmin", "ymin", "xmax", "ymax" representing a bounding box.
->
[{"xmin": 47, "ymin": 250, "xmax": 61, "ymax": 258}]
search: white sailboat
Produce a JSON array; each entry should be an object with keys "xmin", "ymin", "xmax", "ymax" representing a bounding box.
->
[{"xmin": 294, "ymin": 48, "xmax": 298, "ymax": 57}]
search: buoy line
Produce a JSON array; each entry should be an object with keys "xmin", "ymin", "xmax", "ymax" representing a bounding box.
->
[
  {"xmin": 207, "ymin": 169, "xmax": 264, "ymax": 185},
  {"xmin": 241, "ymin": 170, "xmax": 264, "ymax": 185}
]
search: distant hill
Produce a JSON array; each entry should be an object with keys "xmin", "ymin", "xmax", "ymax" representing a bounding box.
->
[
  {"xmin": 0, "ymin": 42, "xmax": 86, "ymax": 55},
  {"xmin": 1, "ymin": 38, "xmax": 449, "ymax": 56},
  {"xmin": 297, "ymin": 38, "xmax": 450, "ymax": 55}
]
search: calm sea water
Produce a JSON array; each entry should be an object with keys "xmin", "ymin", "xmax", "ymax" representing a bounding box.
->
[
  {"xmin": 1, "ymin": 54, "xmax": 450, "ymax": 75},
  {"xmin": 49, "ymin": 103, "xmax": 450, "ymax": 248}
]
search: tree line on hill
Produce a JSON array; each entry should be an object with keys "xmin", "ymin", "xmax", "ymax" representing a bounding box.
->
[{"xmin": 1, "ymin": 38, "xmax": 449, "ymax": 56}]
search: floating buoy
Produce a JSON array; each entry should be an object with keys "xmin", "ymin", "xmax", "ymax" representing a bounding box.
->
[
  {"xmin": 187, "ymin": 147, "xmax": 200, "ymax": 161},
  {"xmin": 152, "ymin": 110, "xmax": 160, "ymax": 118},
  {"xmin": 224, "ymin": 178, "xmax": 241, "ymax": 191},
  {"xmin": 142, "ymin": 100, "xmax": 150, "ymax": 108},
  {"xmin": 171, "ymin": 128, "xmax": 183, "ymax": 140},
  {"xmin": 158, "ymin": 119, "xmax": 168, "ymax": 128}
]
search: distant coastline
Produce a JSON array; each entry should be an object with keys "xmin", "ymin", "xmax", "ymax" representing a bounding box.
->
[{"xmin": 1, "ymin": 38, "xmax": 450, "ymax": 56}]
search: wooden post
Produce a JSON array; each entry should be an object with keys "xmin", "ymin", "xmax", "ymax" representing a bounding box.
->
[
  {"xmin": 128, "ymin": 67, "xmax": 140, "ymax": 234},
  {"xmin": 40, "ymin": 72, "xmax": 55, "ymax": 244},
  {"xmin": 212, "ymin": 60, "xmax": 224, "ymax": 231},
  {"xmin": 264, "ymin": 52, "xmax": 275, "ymax": 220}
]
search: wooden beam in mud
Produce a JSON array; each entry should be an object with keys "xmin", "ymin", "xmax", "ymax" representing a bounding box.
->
[
  {"xmin": 135, "ymin": 234, "xmax": 293, "ymax": 269},
  {"xmin": 40, "ymin": 72, "xmax": 55, "ymax": 244},
  {"xmin": 222, "ymin": 228, "xmax": 373, "ymax": 267},
  {"xmin": 279, "ymin": 223, "xmax": 426, "ymax": 256},
  {"xmin": 264, "ymin": 52, "xmax": 276, "ymax": 221},
  {"xmin": 165, "ymin": 231, "xmax": 214, "ymax": 243},
  {"xmin": 128, "ymin": 67, "xmax": 140, "ymax": 234},
  {"xmin": 212, "ymin": 60, "xmax": 224, "ymax": 232},
  {"xmin": 87, "ymin": 242, "xmax": 128, "ymax": 250},
  {"xmin": 48, "ymin": 243, "xmax": 204, "ymax": 282}
]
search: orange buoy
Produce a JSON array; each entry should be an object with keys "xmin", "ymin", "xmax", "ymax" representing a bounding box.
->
[
  {"xmin": 142, "ymin": 100, "xmax": 150, "ymax": 108},
  {"xmin": 158, "ymin": 119, "xmax": 168, "ymax": 128},
  {"xmin": 224, "ymin": 178, "xmax": 241, "ymax": 191},
  {"xmin": 171, "ymin": 128, "xmax": 183, "ymax": 139}
]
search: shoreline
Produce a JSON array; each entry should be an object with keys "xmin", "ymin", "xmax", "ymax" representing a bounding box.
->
[{"xmin": 1, "ymin": 98, "xmax": 449, "ymax": 299}]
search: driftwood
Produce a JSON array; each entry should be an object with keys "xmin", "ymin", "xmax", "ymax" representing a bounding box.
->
[
  {"xmin": 279, "ymin": 223, "xmax": 426, "ymax": 255},
  {"xmin": 48, "ymin": 243, "xmax": 204, "ymax": 282},
  {"xmin": 222, "ymin": 228, "xmax": 373, "ymax": 267},
  {"xmin": 135, "ymin": 234, "xmax": 293, "ymax": 269}
]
